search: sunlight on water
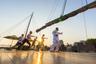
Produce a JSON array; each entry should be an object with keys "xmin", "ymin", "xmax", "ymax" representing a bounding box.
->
[
  {"xmin": 0, "ymin": 50, "xmax": 96, "ymax": 64},
  {"xmin": 36, "ymin": 51, "xmax": 43, "ymax": 64}
]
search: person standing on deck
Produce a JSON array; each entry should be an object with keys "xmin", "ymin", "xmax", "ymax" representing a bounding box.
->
[
  {"xmin": 40, "ymin": 34, "xmax": 47, "ymax": 50},
  {"xmin": 37, "ymin": 34, "xmax": 47, "ymax": 51},
  {"xmin": 18, "ymin": 31, "xmax": 35, "ymax": 48},
  {"xmin": 31, "ymin": 36, "xmax": 37, "ymax": 49},
  {"xmin": 50, "ymin": 27, "xmax": 62, "ymax": 52}
]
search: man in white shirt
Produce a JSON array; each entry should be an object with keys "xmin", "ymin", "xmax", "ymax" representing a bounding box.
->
[{"xmin": 50, "ymin": 27, "xmax": 62, "ymax": 52}]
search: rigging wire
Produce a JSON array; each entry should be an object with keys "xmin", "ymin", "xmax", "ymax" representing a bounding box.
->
[
  {"xmin": 37, "ymin": 0, "xmax": 61, "ymax": 35},
  {"xmin": 61, "ymin": 0, "xmax": 67, "ymax": 16},
  {"xmin": 80, "ymin": 0, "xmax": 88, "ymax": 40},
  {"xmin": 82, "ymin": 12, "xmax": 88, "ymax": 39},
  {"xmin": 85, "ymin": 0, "xmax": 88, "ymax": 4},
  {"xmin": 0, "ymin": 14, "xmax": 31, "ymax": 37},
  {"xmin": 47, "ymin": 0, "xmax": 60, "ymax": 21}
]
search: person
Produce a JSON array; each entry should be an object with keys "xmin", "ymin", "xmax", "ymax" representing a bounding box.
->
[
  {"xmin": 13, "ymin": 34, "xmax": 24, "ymax": 48},
  {"xmin": 40, "ymin": 34, "xmax": 47, "ymax": 50},
  {"xmin": 37, "ymin": 34, "xmax": 47, "ymax": 51},
  {"xmin": 31, "ymin": 36, "xmax": 37, "ymax": 49},
  {"xmin": 50, "ymin": 27, "xmax": 62, "ymax": 52},
  {"xmin": 18, "ymin": 31, "xmax": 35, "ymax": 49}
]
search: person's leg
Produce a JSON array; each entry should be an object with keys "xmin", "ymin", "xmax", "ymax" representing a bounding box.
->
[
  {"xmin": 50, "ymin": 40, "xmax": 57, "ymax": 52},
  {"xmin": 26, "ymin": 39, "xmax": 31, "ymax": 48},
  {"xmin": 32, "ymin": 41, "xmax": 35, "ymax": 47},
  {"xmin": 55, "ymin": 43, "xmax": 60, "ymax": 52},
  {"xmin": 55, "ymin": 40, "xmax": 60, "ymax": 52},
  {"xmin": 50, "ymin": 44, "xmax": 55, "ymax": 51},
  {"xmin": 40, "ymin": 43, "xmax": 44, "ymax": 51},
  {"xmin": 18, "ymin": 39, "xmax": 26, "ymax": 49},
  {"xmin": 13, "ymin": 41, "xmax": 20, "ymax": 48}
]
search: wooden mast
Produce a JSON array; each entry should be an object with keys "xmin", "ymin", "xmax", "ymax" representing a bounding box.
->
[{"xmin": 25, "ymin": 13, "xmax": 33, "ymax": 37}]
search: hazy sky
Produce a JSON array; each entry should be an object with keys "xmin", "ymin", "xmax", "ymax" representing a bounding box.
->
[{"xmin": 0, "ymin": 0, "xmax": 96, "ymax": 46}]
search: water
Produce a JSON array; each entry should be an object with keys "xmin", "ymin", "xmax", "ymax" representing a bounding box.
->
[{"xmin": 0, "ymin": 50, "xmax": 96, "ymax": 64}]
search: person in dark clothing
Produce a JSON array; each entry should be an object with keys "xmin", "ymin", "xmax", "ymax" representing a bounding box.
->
[
  {"xmin": 13, "ymin": 34, "xmax": 24, "ymax": 48},
  {"xmin": 18, "ymin": 31, "xmax": 35, "ymax": 49}
]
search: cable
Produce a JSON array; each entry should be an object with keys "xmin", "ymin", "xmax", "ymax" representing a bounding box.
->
[
  {"xmin": 82, "ymin": 13, "xmax": 88, "ymax": 39},
  {"xmin": 85, "ymin": 0, "xmax": 88, "ymax": 4},
  {"xmin": 61, "ymin": 0, "xmax": 67, "ymax": 16},
  {"xmin": 80, "ymin": 0, "xmax": 88, "ymax": 39},
  {"xmin": 47, "ymin": 0, "xmax": 60, "ymax": 21},
  {"xmin": 0, "ymin": 14, "xmax": 30, "ymax": 37}
]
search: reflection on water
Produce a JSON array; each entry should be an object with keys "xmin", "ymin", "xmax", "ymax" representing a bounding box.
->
[
  {"xmin": 0, "ymin": 50, "xmax": 96, "ymax": 64},
  {"xmin": 51, "ymin": 53, "xmax": 65, "ymax": 64},
  {"xmin": 37, "ymin": 51, "xmax": 43, "ymax": 64}
]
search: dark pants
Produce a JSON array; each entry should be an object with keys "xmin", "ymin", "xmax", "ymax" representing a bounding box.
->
[
  {"xmin": 16, "ymin": 41, "xmax": 22, "ymax": 45},
  {"xmin": 18, "ymin": 38, "xmax": 31, "ymax": 49}
]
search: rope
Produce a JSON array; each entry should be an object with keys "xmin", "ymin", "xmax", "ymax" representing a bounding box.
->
[
  {"xmin": 80, "ymin": 0, "xmax": 88, "ymax": 39},
  {"xmin": 0, "ymin": 15, "xmax": 30, "ymax": 37},
  {"xmin": 61, "ymin": 0, "xmax": 67, "ymax": 16},
  {"xmin": 47, "ymin": 0, "xmax": 60, "ymax": 21},
  {"xmin": 85, "ymin": 0, "xmax": 88, "ymax": 4},
  {"xmin": 82, "ymin": 13, "xmax": 88, "ymax": 39}
]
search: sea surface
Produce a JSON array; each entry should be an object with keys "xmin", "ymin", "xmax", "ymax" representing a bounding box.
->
[{"xmin": 0, "ymin": 49, "xmax": 96, "ymax": 64}]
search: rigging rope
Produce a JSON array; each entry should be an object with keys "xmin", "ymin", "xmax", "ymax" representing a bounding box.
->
[
  {"xmin": 47, "ymin": 0, "xmax": 60, "ymax": 21},
  {"xmin": 82, "ymin": 13, "xmax": 88, "ymax": 39},
  {"xmin": 0, "ymin": 15, "xmax": 31, "ymax": 37},
  {"xmin": 0, "ymin": 14, "xmax": 30, "ymax": 45},
  {"xmin": 85, "ymin": 0, "xmax": 88, "ymax": 4},
  {"xmin": 80, "ymin": 0, "xmax": 88, "ymax": 39},
  {"xmin": 61, "ymin": 0, "xmax": 67, "ymax": 16}
]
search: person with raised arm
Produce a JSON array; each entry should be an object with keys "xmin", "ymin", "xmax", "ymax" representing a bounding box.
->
[
  {"xmin": 13, "ymin": 34, "xmax": 24, "ymax": 48},
  {"xmin": 18, "ymin": 31, "xmax": 35, "ymax": 49},
  {"xmin": 50, "ymin": 27, "xmax": 62, "ymax": 52}
]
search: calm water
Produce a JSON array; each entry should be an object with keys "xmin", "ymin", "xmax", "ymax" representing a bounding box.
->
[{"xmin": 0, "ymin": 50, "xmax": 96, "ymax": 64}]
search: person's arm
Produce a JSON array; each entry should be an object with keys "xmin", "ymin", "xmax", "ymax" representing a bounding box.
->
[
  {"xmin": 44, "ymin": 37, "xmax": 48, "ymax": 39},
  {"xmin": 57, "ymin": 32, "xmax": 63, "ymax": 34},
  {"xmin": 31, "ymin": 35, "xmax": 36, "ymax": 37}
]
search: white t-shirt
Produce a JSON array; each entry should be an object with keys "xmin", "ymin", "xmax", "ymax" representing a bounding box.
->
[{"xmin": 52, "ymin": 30, "xmax": 59, "ymax": 43}]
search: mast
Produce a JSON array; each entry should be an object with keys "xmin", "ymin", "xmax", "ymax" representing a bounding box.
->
[
  {"xmin": 25, "ymin": 13, "xmax": 33, "ymax": 37},
  {"xmin": 61, "ymin": 0, "xmax": 67, "ymax": 16}
]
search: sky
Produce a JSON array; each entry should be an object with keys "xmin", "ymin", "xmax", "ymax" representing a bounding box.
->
[{"xmin": 0, "ymin": 0, "xmax": 96, "ymax": 46}]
